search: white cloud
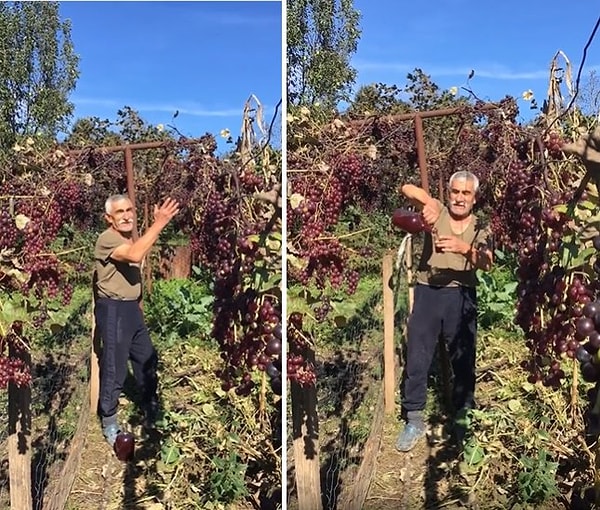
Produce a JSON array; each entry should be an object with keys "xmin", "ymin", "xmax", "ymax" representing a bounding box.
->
[
  {"xmin": 353, "ymin": 60, "xmax": 553, "ymax": 80},
  {"xmin": 72, "ymin": 97, "xmax": 244, "ymax": 117}
]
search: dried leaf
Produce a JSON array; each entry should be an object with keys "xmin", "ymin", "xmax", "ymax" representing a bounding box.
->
[
  {"xmin": 289, "ymin": 192, "xmax": 304, "ymax": 210},
  {"xmin": 367, "ymin": 144, "xmax": 378, "ymax": 160},
  {"xmin": 14, "ymin": 214, "xmax": 30, "ymax": 230}
]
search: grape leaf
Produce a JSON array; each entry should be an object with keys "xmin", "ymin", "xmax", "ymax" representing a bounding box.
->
[
  {"xmin": 286, "ymin": 253, "xmax": 304, "ymax": 269},
  {"xmin": 0, "ymin": 297, "xmax": 28, "ymax": 337},
  {"xmin": 577, "ymin": 200, "xmax": 598, "ymax": 211}
]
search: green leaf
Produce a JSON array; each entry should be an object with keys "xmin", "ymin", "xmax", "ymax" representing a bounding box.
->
[
  {"xmin": 0, "ymin": 297, "xmax": 28, "ymax": 336},
  {"xmin": 463, "ymin": 441, "xmax": 485, "ymax": 466},
  {"xmin": 553, "ymin": 204, "xmax": 568, "ymax": 214},
  {"xmin": 201, "ymin": 403, "xmax": 216, "ymax": 416},
  {"xmin": 577, "ymin": 200, "xmax": 598, "ymax": 211},
  {"xmin": 160, "ymin": 440, "xmax": 181, "ymax": 464},
  {"xmin": 571, "ymin": 246, "xmax": 596, "ymax": 268}
]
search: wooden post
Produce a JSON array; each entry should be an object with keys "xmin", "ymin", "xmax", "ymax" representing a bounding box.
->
[
  {"xmin": 291, "ymin": 347, "xmax": 322, "ymax": 510},
  {"xmin": 44, "ymin": 387, "xmax": 90, "ymax": 510},
  {"xmin": 383, "ymin": 252, "xmax": 395, "ymax": 414},
  {"xmin": 406, "ymin": 236, "xmax": 414, "ymax": 313},
  {"xmin": 90, "ymin": 277, "xmax": 100, "ymax": 416},
  {"xmin": 8, "ymin": 342, "xmax": 32, "ymax": 510},
  {"xmin": 143, "ymin": 199, "xmax": 153, "ymax": 294},
  {"xmin": 124, "ymin": 146, "xmax": 138, "ymax": 242}
]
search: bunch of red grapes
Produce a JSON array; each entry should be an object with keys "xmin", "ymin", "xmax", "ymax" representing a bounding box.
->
[
  {"xmin": 288, "ymin": 153, "xmax": 373, "ymax": 311},
  {"xmin": 286, "ymin": 312, "xmax": 316, "ymax": 387},
  {"xmin": 488, "ymin": 131, "xmax": 600, "ymax": 394},
  {"xmin": 1, "ymin": 177, "xmax": 90, "ymax": 322},
  {"xmin": 0, "ymin": 171, "xmax": 100, "ymax": 391},
  {"xmin": 188, "ymin": 158, "xmax": 283, "ymax": 396},
  {"xmin": 0, "ymin": 324, "xmax": 32, "ymax": 389}
]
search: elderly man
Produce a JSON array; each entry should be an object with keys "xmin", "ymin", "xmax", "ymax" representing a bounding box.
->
[
  {"xmin": 94, "ymin": 194, "xmax": 179, "ymax": 452},
  {"xmin": 396, "ymin": 171, "xmax": 493, "ymax": 452}
]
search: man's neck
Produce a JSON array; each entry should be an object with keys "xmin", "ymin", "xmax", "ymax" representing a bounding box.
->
[
  {"xmin": 110, "ymin": 226, "xmax": 133, "ymax": 240},
  {"xmin": 448, "ymin": 211, "xmax": 473, "ymax": 223}
]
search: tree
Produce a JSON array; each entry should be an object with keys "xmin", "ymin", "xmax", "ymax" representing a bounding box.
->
[
  {"xmin": 576, "ymin": 70, "xmax": 600, "ymax": 118},
  {"xmin": 287, "ymin": 0, "xmax": 361, "ymax": 109},
  {"xmin": 0, "ymin": 2, "xmax": 79, "ymax": 149},
  {"xmin": 346, "ymin": 82, "xmax": 411, "ymax": 117}
]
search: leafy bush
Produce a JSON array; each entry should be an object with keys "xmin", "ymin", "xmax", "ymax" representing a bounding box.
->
[
  {"xmin": 516, "ymin": 449, "xmax": 559, "ymax": 504},
  {"xmin": 145, "ymin": 277, "xmax": 214, "ymax": 345},
  {"xmin": 476, "ymin": 250, "xmax": 518, "ymax": 330}
]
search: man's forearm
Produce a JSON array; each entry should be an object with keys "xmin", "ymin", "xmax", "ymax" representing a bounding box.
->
[
  {"xmin": 128, "ymin": 222, "xmax": 167, "ymax": 263},
  {"xmin": 401, "ymin": 184, "xmax": 432, "ymax": 207}
]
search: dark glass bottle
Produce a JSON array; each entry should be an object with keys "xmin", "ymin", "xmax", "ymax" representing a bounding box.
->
[
  {"xmin": 391, "ymin": 208, "xmax": 432, "ymax": 234},
  {"xmin": 114, "ymin": 431, "xmax": 135, "ymax": 461}
]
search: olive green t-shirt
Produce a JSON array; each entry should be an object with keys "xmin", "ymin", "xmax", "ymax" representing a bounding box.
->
[
  {"xmin": 416, "ymin": 201, "xmax": 492, "ymax": 288},
  {"xmin": 94, "ymin": 228, "xmax": 141, "ymax": 300}
]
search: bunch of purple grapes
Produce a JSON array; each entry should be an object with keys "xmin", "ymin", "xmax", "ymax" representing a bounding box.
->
[
  {"xmin": 184, "ymin": 150, "xmax": 282, "ymax": 396},
  {"xmin": 0, "ymin": 209, "xmax": 19, "ymax": 250},
  {"xmin": 486, "ymin": 130, "xmax": 600, "ymax": 387},
  {"xmin": 287, "ymin": 152, "xmax": 376, "ymax": 318},
  {"xmin": 0, "ymin": 324, "xmax": 32, "ymax": 389},
  {"xmin": 0, "ymin": 177, "xmax": 87, "ymax": 305},
  {"xmin": 286, "ymin": 312, "xmax": 317, "ymax": 387},
  {"xmin": 573, "ymin": 298, "xmax": 600, "ymax": 383}
]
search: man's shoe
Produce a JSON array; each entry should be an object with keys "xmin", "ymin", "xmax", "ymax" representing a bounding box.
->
[
  {"xmin": 102, "ymin": 422, "xmax": 122, "ymax": 448},
  {"xmin": 395, "ymin": 422, "xmax": 427, "ymax": 452}
]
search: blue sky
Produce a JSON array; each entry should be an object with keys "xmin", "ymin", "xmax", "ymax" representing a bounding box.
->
[
  {"xmin": 351, "ymin": 0, "xmax": 600, "ymax": 123},
  {"xmin": 58, "ymin": 1, "xmax": 282, "ymax": 152}
]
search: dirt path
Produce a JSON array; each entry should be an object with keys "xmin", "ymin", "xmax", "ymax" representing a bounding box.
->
[
  {"xmin": 66, "ymin": 400, "xmax": 163, "ymax": 510},
  {"xmin": 363, "ymin": 411, "xmax": 475, "ymax": 510}
]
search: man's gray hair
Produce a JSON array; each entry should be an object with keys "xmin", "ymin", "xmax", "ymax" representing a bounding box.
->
[
  {"xmin": 105, "ymin": 194, "xmax": 130, "ymax": 214},
  {"xmin": 448, "ymin": 170, "xmax": 480, "ymax": 194}
]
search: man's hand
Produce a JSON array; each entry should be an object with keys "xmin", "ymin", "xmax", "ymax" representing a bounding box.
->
[
  {"xmin": 435, "ymin": 235, "xmax": 470, "ymax": 254},
  {"xmin": 153, "ymin": 198, "xmax": 180, "ymax": 226},
  {"xmin": 422, "ymin": 201, "xmax": 441, "ymax": 225}
]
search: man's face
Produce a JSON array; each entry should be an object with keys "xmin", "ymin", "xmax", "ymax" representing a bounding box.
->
[
  {"xmin": 447, "ymin": 178, "xmax": 476, "ymax": 219},
  {"xmin": 105, "ymin": 198, "xmax": 135, "ymax": 234}
]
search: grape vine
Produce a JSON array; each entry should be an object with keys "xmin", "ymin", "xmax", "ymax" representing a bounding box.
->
[
  {"xmin": 286, "ymin": 99, "xmax": 527, "ymax": 387},
  {"xmin": 0, "ymin": 123, "xmax": 283, "ymax": 398}
]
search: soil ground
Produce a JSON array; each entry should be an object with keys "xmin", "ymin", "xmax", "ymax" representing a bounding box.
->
[
  {"xmin": 361, "ymin": 335, "xmax": 596, "ymax": 510},
  {"xmin": 66, "ymin": 399, "xmax": 165, "ymax": 510}
]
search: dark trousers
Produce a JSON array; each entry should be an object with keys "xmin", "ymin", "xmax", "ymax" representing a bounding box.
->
[
  {"xmin": 402, "ymin": 283, "xmax": 477, "ymax": 416},
  {"xmin": 94, "ymin": 298, "xmax": 158, "ymax": 418}
]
